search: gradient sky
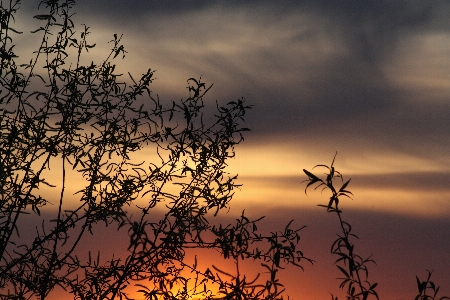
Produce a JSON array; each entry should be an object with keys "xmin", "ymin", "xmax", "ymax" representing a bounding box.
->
[{"xmin": 15, "ymin": 1, "xmax": 450, "ymax": 299}]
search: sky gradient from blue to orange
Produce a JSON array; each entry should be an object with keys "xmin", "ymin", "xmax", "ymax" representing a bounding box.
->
[{"xmin": 14, "ymin": 1, "xmax": 450, "ymax": 299}]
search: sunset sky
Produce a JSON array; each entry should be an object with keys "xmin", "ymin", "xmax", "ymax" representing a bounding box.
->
[{"xmin": 15, "ymin": 1, "xmax": 450, "ymax": 299}]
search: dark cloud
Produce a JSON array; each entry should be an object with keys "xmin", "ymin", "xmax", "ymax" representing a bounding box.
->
[
  {"xmin": 17, "ymin": 0, "xmax": 450, "ymax": 160},
  {"xmin": 308, "ymin": 1, "xmax": 435, "ymax": 61}
]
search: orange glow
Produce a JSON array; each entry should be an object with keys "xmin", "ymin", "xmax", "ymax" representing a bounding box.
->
[{"xmin": 21, "ymin": 132, "xmax": 450, "ymax": 299}]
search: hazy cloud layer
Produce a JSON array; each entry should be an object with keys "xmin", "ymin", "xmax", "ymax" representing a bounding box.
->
[
  {"xmin": 35, "ymin": 0, "xmax": 447, "ymax": 161},
  {"xmin": 14, "ymin": 0, "xmax": 450, "ymax": 182}
]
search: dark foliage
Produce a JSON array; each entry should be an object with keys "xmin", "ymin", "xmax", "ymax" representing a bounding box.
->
[
  {"xmin": 303, "ymin": 154, "xmax": 449, "ymax": 300},
  {"xmin": 0, "ymin": 1, "xmax": 308, "ymax": 299}
]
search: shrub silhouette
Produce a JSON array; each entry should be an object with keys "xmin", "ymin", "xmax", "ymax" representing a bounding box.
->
[
  {"xmin": 0, "ymin": 1, "xmax": 307, "ymax": 299},
  {"xmin": 302, "ymin": 154, "xmax": 449, "ymax": 300}
]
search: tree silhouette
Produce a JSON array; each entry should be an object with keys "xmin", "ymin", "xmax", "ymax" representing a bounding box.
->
[{"xmin": 0, "ymin": 1, "xmax": 307, "ymax": 299}]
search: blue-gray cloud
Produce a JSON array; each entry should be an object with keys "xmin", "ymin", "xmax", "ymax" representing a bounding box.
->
[{"xmin": 18, "ymin": 0, "xmax": 450, "ymax": 160}]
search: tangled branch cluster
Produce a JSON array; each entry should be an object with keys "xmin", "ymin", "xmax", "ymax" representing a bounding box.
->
[{"xmin": 0, "ymin": 1, "xmax": 308, "ymax": 299}]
